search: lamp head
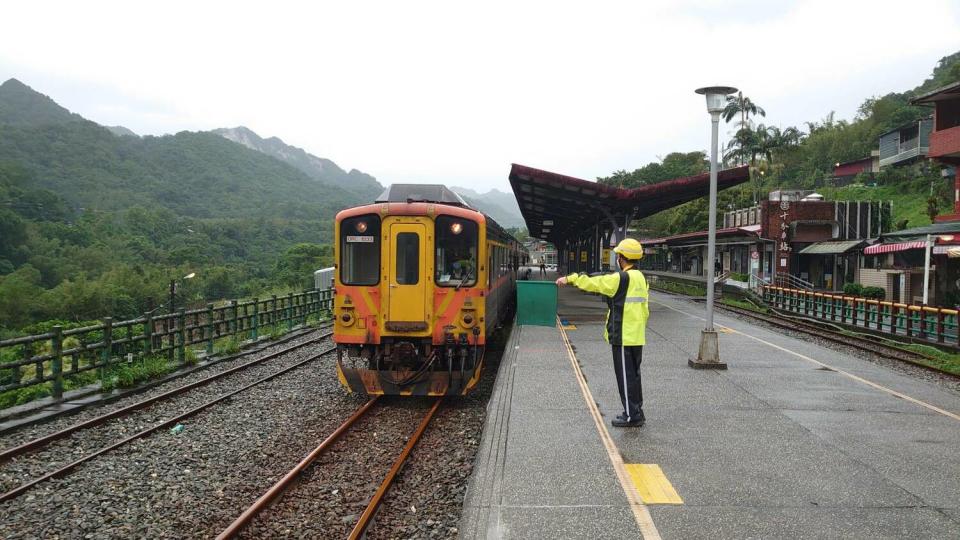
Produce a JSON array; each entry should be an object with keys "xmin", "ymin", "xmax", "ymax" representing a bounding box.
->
[{"xmin": 695, "ymin": 86, "xmax": 738, "ymax": 114}]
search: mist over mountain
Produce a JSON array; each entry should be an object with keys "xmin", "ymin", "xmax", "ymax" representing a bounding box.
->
[
  {"xmin": 451, "ymin": 186, "xmax": 524, "ymax": 228},
  {"xmin": 212, "ymin": 126, "xmax": 382, "ymax": 201}
]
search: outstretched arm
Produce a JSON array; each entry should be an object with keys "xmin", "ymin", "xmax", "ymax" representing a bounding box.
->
[{"xmin": 556, "ymin": 272, "xmax": 621, "ymax": 297}]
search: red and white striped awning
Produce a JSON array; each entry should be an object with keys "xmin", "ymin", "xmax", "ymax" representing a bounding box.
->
[{"xmin": 863, "ymin": 241, "xmax": 926, "ymax": 255}]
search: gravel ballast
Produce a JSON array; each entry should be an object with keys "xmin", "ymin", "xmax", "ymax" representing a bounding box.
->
[{"xmin": 0, "ymin": 323, "xmax": 510, "ymax": 539}]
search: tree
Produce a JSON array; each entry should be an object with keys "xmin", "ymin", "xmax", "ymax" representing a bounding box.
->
[
  {"xmin": 927, "ymin": 196, "xmax": 940, "ymax": 224},
  {"xmin": 721, "ymin": 92, "xmax": 766, "ymax": 166},
  {"xmin": 274, "ymin": 243, "xmax": 333, "ymax": 289},
  {"xmin": 722, "ymin": 92, "xmax": 765, "ymax": 128},
  {"xmin": 597, "ymin": 152, "xmax": 707, "ymax": 189}
]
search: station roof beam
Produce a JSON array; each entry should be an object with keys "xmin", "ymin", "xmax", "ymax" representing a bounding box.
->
[{"xmin": 508, "ymin": 163, "xmax": 751, "ymax": 245}]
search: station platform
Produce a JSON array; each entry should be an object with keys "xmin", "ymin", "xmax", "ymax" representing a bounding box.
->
[{"xmin": 460, "ymin": 281, "xmax": 960, "ymax": 539}]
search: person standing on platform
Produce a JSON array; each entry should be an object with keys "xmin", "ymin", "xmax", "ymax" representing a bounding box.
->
[
  {"xmin": 539, "ymin": 260, "xmax": 547, "ymax": 277},
  {"xmin": 555, "ymin": 238, "xmax": 649, "ymax": 427}
]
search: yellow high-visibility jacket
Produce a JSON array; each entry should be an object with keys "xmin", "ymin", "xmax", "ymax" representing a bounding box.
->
[{"xmin": 567, "ymin": 267, "xmax": 649, "ymax": 346}]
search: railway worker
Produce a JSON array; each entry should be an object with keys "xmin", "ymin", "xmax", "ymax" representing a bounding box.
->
[{"xmin": 555, "ymin": 238, "xmax": 649, "ymax": 427}]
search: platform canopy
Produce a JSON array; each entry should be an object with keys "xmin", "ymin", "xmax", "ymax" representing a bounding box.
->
[{"xmin": 509, "ymin": 163, "xmax": 751, "ymax": 245}]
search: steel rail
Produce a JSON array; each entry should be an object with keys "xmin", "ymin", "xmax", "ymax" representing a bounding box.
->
[
  {"xmin": 348, "ymin": 398, "xmax": 443, "ymax": 540},
  {"xmin": 0, "ymin": 345, "xmax": 337, "ymax": 503},
  {"xmin": 215, "ymin": 397, "xmax": 380, "ymax": 540},
  {"xmin": 0, "ymin": 331, "xmax": 332, "ymax": 463},
  {"xmin": 716, "ymin": 303, "xmax": 960, "ymax": 379}
]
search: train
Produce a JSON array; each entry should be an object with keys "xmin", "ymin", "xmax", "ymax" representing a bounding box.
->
[{"xmin": 333, "ymin": 184, "xmax": 527, "ymax": 396}]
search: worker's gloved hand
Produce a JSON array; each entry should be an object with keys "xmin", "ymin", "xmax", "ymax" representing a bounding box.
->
[{"xmin": 555, "ymin": 276, "xmax": 568, "ymax": 287}]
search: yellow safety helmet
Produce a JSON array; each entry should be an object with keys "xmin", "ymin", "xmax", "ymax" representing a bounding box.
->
[{"xmin": 613, "ymin": 238, "xmax": 644, "ymax": 260}]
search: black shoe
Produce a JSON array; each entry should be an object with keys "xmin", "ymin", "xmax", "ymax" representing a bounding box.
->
[{"xmin": 611, "ymin": 413, "xmax": 644, "ymax": 427}]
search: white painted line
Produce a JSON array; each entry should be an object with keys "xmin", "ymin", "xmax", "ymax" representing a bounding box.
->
[
  {"xmin": 653, "ymin": 299, "xmax": 960, "ymax": 422},
  {"xmin": 557, "ymin": 318, "xmax": 662, "ymax": 540}
]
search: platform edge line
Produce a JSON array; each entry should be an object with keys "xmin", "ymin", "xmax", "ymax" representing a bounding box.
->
[{"xmin": 557, "ymin": 317, "xmax": 662, "ymax": 540}]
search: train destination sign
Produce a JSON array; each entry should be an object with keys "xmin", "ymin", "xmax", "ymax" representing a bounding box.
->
[{"xmin": 346, "ymin": 235, "xmax": 375, "ymax": 243}]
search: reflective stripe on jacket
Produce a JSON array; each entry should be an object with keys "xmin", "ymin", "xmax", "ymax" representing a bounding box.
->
[{"xmin": 567, "ymin": 268, "xmax": 649, "ymax": 346}]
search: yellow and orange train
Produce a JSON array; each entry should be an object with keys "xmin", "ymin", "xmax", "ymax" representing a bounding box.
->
[{"xmin": 333, "ymin": 184, "xmax": 526, "ymax": 396}]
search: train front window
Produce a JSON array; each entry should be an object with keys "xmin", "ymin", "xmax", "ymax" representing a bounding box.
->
[
  {"xmin": 435, "ymin": 216, "xmax": 478, "ymax": 288},
  {"xmin": 340, "ymin": 214, "xmax": 380, "ymax": 285}
]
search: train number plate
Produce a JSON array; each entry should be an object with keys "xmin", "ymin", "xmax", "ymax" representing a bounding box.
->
[{"xmin": 346, "ymin": 235, "xmax": 375, "ymax": 243}]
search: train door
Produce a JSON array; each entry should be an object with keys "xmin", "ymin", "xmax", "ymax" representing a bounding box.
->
[{"xmin": 387, "ymin": 223, "xmax": 426, "ymax": 325}]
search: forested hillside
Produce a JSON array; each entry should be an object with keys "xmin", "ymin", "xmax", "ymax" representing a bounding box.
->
[
  {"xmin": 602, "ymin": 51, "xmax": 960, "ymax": 237},
  {"xmin": 213, "ymin": 126, "xmax": 382, "ymax": 201},
  {"xmin": 0, "ymin": 79, "xmax": 367, "ymax": 334},
  {"xmin": 450, "ymin": 186, "xmax": 524, "ymax": 228}
]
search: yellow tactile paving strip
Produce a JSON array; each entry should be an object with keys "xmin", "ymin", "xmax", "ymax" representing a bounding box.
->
[{"xmin": 625, "ymin": 464, "xmax": 684, "ymax": 505}]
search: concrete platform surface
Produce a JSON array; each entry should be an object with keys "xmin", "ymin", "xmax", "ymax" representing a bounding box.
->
[{"xmin": 459, "ymin": 288, "xmax": 960, "ymax": 539}]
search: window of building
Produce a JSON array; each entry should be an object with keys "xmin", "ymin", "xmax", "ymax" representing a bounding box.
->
[{"xmin": 340, "ymin": 214, "xmax": 380, "ymax": 286}]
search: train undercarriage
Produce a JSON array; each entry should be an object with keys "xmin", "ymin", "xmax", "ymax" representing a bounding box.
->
[{"xmin": 336, "ymin": 333, "xmax": 484, "ymax": 396}]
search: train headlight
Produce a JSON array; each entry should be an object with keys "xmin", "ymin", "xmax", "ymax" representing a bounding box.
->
[
  {"xmin": 460, "ymin": 310, "xmax": 476, "ymax": 328},
  {"xmin": 339, "ymin": 310, "xmax": 356, "ymax": 327},
  {"xmin": 355, "ymin": 221, "xmax": 368, "ymax": 233},
  {"xmin": 450, "ymin": 222, "xmax": 463, "ymax": 235}
]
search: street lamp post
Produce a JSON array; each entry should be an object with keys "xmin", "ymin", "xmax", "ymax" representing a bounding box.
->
[
  {"xmin": 690, "ymin": 86, "xmax": 737, "ymax": 370},
  {"xmin": 169, "ymin": 272, "xmax": 196, "ymax": 314}
]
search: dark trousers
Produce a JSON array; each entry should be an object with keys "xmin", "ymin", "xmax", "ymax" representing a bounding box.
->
[{"xmin": 612, "ymin": 345, "xmax": 643, "ymax": 421}]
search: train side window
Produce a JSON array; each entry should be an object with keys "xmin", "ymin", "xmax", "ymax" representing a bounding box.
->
[
  {"xmin": 395, "ymin": 232, "xmax": 419, "ymax": 285},
  {"xmin": 488, "ymin": 254, "xmax": 493, "ymax": 287},
  {"xmin": 340, "ymin": 214, "xmax": 380, "ymax": 286},
  {"xmin": 435, "ymin": 216, "xmax": 478, "ymax": 287}
]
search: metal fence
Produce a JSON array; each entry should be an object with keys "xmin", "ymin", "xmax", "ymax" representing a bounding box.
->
[
  {"xmin": 762, "ymin": 286, "xmax": 959, "ymax": 346},
  {"xmin": 0, "ymin": 289, "xmax": 334, "ymax": 402}
]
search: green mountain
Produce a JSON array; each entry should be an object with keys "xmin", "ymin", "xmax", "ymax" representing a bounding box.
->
[
  {"xmin": 450, "ymin": 186, "xmax": 524, "ymax": 228},
  {"xmin": 0, "ymin": 78, "xmax": 374, "ymax": 331},
  {"xmin": 212, "ymin": 126, "xmax": 382, "ymax": 201},
  {"xmin": 0, "ymin": 79, "xmax": 363, "ymax": 220},
  {"xmin": 0, "ymin": 78, "xmax": 80, "ymax": 126},
  {"xmin": 105, "ymin": 125, "xmax": 138, "ymax": 137}
]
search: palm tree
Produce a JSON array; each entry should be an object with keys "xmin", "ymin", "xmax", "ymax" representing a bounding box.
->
[
  {"xmin": 722, "ymin": 91, "xmax": 766, "ymax": 129},
  {"xmin": 721, "ymin": 92, "xmax": 766, "ymax": 166},
  {"xmin": 726, "ymin": 124, "xmax": 804, "ymax": 203}
]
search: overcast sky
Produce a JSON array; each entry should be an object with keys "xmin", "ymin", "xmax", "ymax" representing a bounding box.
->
[{"xmin": 2, "ymin": 0, "xmax": 959, "ymax": 193}]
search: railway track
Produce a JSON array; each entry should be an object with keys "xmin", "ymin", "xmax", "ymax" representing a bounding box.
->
[
  {"xmin": 217, "ymin": 397, "xmax": 443, "ymax": 539},
  {"xmin": 0, "ymin": 335, "xmax": 338, "ymax": 503},
  {"xmin": 0, "ymin": 322, "xmax": 333, "ymax": 437},
  {"xmin": 714, "ymin": 301, "xmax": 960, "ymax": 379}
]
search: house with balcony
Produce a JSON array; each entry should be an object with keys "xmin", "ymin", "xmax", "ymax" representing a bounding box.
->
[
  {"xmin": 913, "ymin": 80, "xmax": 960, "ymax": 221},
  {"xmin": 878, "ymin": 117, "xmax": 933, "ymax": 168}
]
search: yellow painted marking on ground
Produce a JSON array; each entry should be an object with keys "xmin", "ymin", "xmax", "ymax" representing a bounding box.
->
[
  {"xmin": 625, "ymin": 464, "xmax": 683, "ymax": 505},
  {"xmin": 561, "ymin": 324, "xmax": 577, "ymax": 330},
  {"xmin": 716, "ymin": 327, "xmax": 733, "ymax": 333},
  {"xmin": 557, "ymin": 318, "xmax": 663, "ymax": 540},
  {"xmin": 652, "ymin": 299, "xmax": 960, "ymax": 422}
]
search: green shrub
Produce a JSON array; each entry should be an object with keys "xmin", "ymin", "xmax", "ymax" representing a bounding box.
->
[
  {"xmin": 215, "ymin": 336, "xmax": 242, "ymax": 355},
  {"xmin": 102, "ymin": 355, "xmax": 173, "ymax": 392},
  {"xmin": 0, "ymin": 383, "xmax": 52, "ymax": 409},
  {"xmin": 729, "ymin": 272, "xmax": 749, "ymax": 282},
  {"xmin": 862, "ymin": 286, "xmax": 886, "ymax": 300},
  {"xmin": 843, "ymin": 283, "xmax": 864, "ymax": 296}
]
